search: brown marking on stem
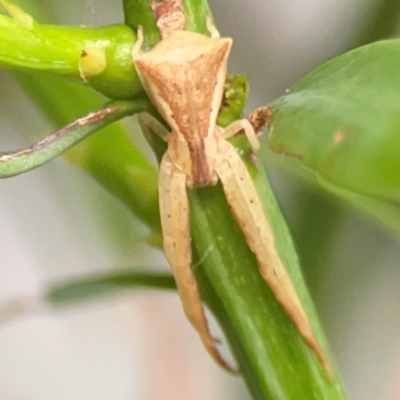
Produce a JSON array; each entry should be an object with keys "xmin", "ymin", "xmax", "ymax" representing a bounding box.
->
[
  {"xmin": 152, "ymin": 0, "xmax": 185, "ymax": 38},
  {"xmin": 152, "ymin": 0, "xmax": 183, "ymax": 17}
]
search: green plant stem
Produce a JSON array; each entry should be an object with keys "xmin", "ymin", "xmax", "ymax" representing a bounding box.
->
[
  {"xmin": 0, "ymin": 13, "xmax": 141, "ymax": 98},
  {"xmin": 122, "ymin": 0, "xmax": 214, "ymax": 45},
  {"xmin": 123, "ymin": 0, "xmax": 160, "ymax": 49}
]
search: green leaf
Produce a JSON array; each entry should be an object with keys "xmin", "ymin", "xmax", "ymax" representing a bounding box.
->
[
  {"xmin": 268, "ymin": 39, "xmax": 400, "ymax": 235},
  {"xmin": 0, "ymin": 270, "xmax": 175, "ymax": 326},
  {"xmin": 0, "ymin": 100, "xmax": 147, "ymax": 178},
  {"xmin": 45, "ymin": 270, "xmax": 176, "ymax": 306}
]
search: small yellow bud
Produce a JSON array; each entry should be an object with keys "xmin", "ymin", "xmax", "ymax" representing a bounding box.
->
[{"xmin": 78, "ymin": 45, "xmax": 107, "ymax": 82}]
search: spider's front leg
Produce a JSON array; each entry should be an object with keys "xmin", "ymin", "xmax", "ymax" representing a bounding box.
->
[
  {"xmin": 158, "ymin": 152, "xmax": 234, "ymax": 372},
  {"xmin": 215, "ymin": 129, "xmax": 332, "ymax": 378},
  {"xmin": 223, "ymin": 116, "xmax": 261, "ymax": 153}
]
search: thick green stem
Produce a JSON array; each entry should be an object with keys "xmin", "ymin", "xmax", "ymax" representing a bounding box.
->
[
  {"xmin": 123, "ymin": 0, "xmax": 160, "ymax": 49},
  {"xmin": 0, "ymin": 12, "xmax": 141, "ymax": 98}
]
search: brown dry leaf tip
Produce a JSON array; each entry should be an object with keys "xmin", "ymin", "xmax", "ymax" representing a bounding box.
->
[
  {"xmin": 332, "ymin": 129, "xmax": 346, "ymax": 145},
  {"xmin": 231, "ymin": 107, "xmax": 273, "ymax": 140},
  {"xmin": 152, "ymin": 0, "xmax": 185, "ymax": 38},
  {"xmin": 247, "ymin": 106, "xmax": 274, "ymax": 135}
]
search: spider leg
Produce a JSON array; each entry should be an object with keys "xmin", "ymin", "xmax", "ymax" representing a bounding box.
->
[
  {"xmin": 215, "ymin": 140, "xmax": 332, "ymax": 378},
  {"xmin": 223, "ymin": 118, "xmax": 260, "ymax": 153},
  {"xmin": 138, "ymin": 112, "xmax": 170, "ymax": 142},
  {"xmin": 132, "ymin": 25, "xmax": 144, "ymax": 58},
  {"xmin": 159, "ymin": 152, "xmax": 235, "ymax": 372},
  {"xmin": 206, "ymin": 15, "xmax": 220, "ymax": 38}
]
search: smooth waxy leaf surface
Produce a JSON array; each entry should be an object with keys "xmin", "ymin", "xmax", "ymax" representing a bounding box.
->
[{"xmin": 268, "ymin": 40, "xmax": 400, "ymax": 235}]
